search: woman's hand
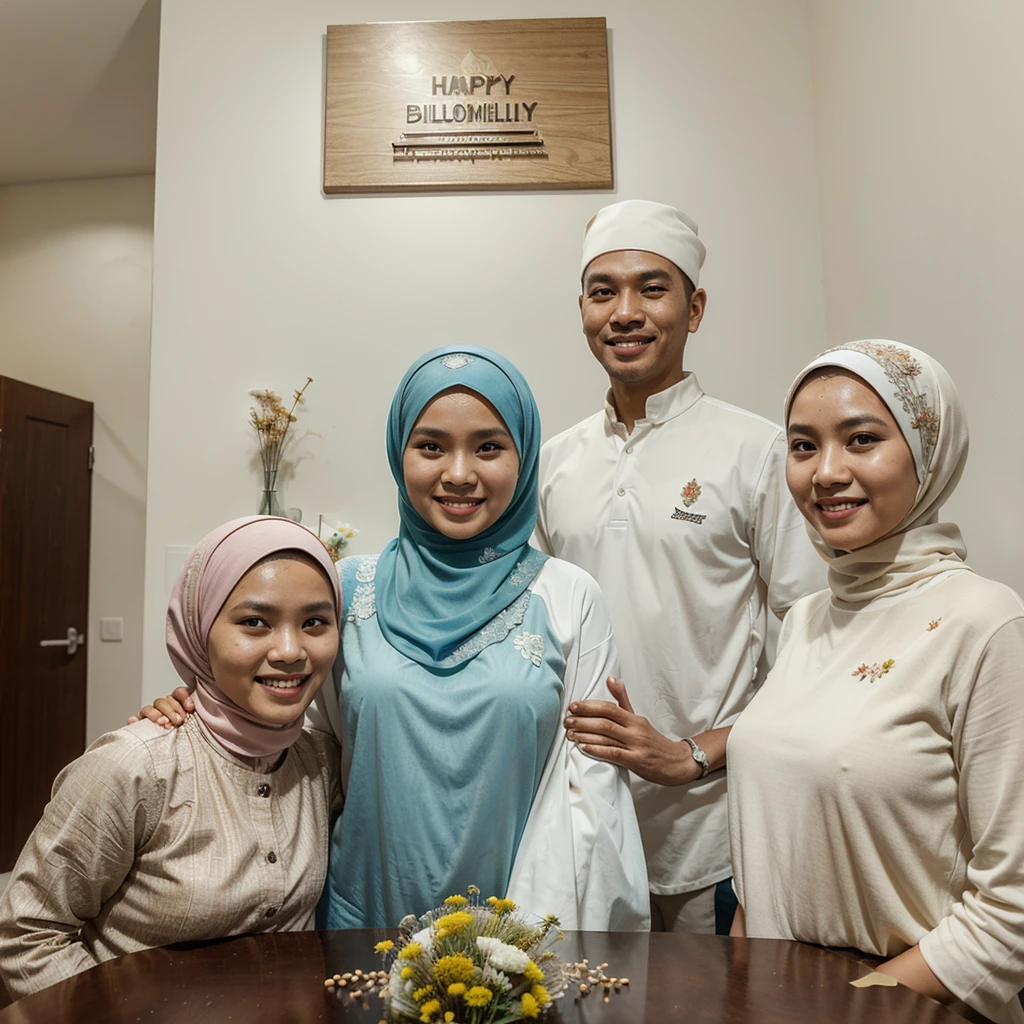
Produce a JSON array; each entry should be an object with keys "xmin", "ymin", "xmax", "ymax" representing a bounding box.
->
[
  {"xmin": 564, "ymin": 677, "xmax": 703, "ymax": 786},
  {"xmin": 127, "ymin": 687, "xmax": 195, "ymax": 729}
]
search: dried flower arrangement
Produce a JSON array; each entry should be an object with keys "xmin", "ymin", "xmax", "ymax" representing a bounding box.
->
[
  {"xmin": 318, "ymin": 515, "xmax": 359, "ymax": 563},
  {"xmin": 248, "ymin": 377, "xmax": 312, "ymax": 517},
  {"xmin": 323, "ymin": 888, "xmax": 629, "ymax": 1022}
]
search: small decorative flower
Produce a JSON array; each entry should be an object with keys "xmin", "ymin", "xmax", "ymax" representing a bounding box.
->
[
  {"xmin": 513, "ymin": 632, "xmax": 544, "ymax": 668},
  {"xmin": 479, "ymin": 938, "xmax": 530, "ymax": 974},
  {"xmin": 681, "ymin": 478, "xmax": 702, "ymax": 507},
  {"xmin": 418, "ymin": 997, "xmax": 441, "ymax": 1021},
  {"xmin": 443, "ymin": 894, "xmax": 468, "ymax": 907},
  {"xmin": 520, "ymin": 992, "xmax": 541, "ymax": 1019},
  {"xmin": 523, "ymin": 961, "xmax": 545, "ymax": 984},
  {"xmin": 434, "ymin": 911, "xmax": 473, "ymax": 938},
  {"xmin": 447, "ymin": 983, "xmax": 467, "ymax": 997},
  {"xmin": 531, "ymin": 982, "xmax": 551, "ymax": 1006},
  {"xmin": 433, "ymin": 954, "xmax": 475, "ymax": 988},
  {"xmin": 399, "ymin": 942, "xmax": 423, "ymax": 960},
  {"xmin": 478, "ymin": 546, "xmax": 499, "ymax": 564},
  {"xmin": 464, "ymin": 986, "xmax": 494, "ymax": 1008},
  {"xmin": 375, "ymin": 940, "xmax": 394, "ymax": 953},
  {"xmin": 440, "ymin": 353, "xmax": 473, "ymax": 370},
  {"xmin": 508, "ymin": 560, "xmax": 529, "ymax": 587},
  {"xmin": 413, "ymin": 985, "xmax": 435, "ymax": 1003},
  {"xmin": 852, "ymin": 659, "xmax": 896, "ymax": 683},
  {"xmin": 927, "ymin": 619, "xmax": 941, "ymax": 631},
  {"xmin": 486, "ymin": 896, "xmax": 517, "ymax": 916}
]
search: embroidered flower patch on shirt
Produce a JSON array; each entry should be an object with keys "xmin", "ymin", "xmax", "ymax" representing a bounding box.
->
[
  {"xmin": 680, "ymin": 478, "xmax": 702, "ymax": 507},
  {"xmin": 513, "ymin": 632, "xmax": 544, "ymax": 667},
  {"xmin": 852, "ymin": 659, "xmax": 895, "ymax": 683}
]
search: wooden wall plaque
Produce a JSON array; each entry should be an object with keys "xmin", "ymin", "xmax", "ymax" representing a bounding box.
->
[{"xmin": 324, "ymin": 17, "xmax": 612, "ymax": 193}]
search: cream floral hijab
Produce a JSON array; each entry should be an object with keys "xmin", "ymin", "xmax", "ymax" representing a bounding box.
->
[{"xmin": 785, "ymin": 340, "xmax": 972, "ymax": 604}]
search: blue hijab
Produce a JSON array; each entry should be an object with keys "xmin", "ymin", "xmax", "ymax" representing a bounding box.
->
[{"xmin": 374, "ymin": 346, "xmax": 548, "ymax": 667}]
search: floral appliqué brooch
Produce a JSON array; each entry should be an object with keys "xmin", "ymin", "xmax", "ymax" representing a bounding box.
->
[
  {"xmin": 852, "ymin": 659, "xmax": 895, "ymax": 683},
  {"xmin": 513, "ymin": 632, "xmax": 544, "ymax": 667}
]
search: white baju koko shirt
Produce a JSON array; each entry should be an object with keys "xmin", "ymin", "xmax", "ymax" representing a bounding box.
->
[{"xmin": 535, "ymin": 374, "xmax": 825, "ymax": 895}]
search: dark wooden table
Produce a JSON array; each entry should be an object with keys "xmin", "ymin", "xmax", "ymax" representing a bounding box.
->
[{"xmin": 0, "ymin": 930, "xmax": 972, "ymax": 1023}]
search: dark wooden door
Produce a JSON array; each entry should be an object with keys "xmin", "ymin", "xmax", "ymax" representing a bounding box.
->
[{"xmin": 0, "ymin": 377, "xmax": 93, "ymax": 872}]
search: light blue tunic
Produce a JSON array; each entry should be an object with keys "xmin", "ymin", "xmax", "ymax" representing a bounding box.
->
[{"xmin": 319, "ymin": 554, "xmax": 565, "ymax": 929}]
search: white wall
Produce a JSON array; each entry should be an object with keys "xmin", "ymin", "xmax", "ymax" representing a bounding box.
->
[
  {"xmin": 0, "ymin": 175, "xmax": 153, "ymax": 739},
  {"xmin": 809, "ymin": 0, "xmax": 1024, "ymax": 593},
  {"xmin": 143, "ymin": 0, "xmax": 827, "ymax": 696}
]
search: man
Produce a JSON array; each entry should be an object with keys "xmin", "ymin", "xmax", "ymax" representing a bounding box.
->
[{"xmin": 533, "ymin": 200, "xmax": 824, "ymax": 934}]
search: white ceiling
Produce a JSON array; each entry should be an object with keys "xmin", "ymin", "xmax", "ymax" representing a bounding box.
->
[{"xmin": 0, "ymin": 0, "xmax": 159, "ymax": 186}]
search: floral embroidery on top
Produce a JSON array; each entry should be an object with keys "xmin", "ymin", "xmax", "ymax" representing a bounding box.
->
[
  {"xmin": 513, "ymin": 632, "xmax": 545, "ymax": 667},
  {"xmin": 927, "ymin": 619, "xmax": 941, "ymax": 631},
  {"xmin": 508, "ymin": 561, "xmax": 529, "ymax": 587},
  {"xmin": 478, "ymin": 547, "xmax": 499, "ymax": 564},
  {"xmin": 826, "ymin": 341, "xmax": 938, "ymax": 470},
  {"xmin": 505, "ymin": 548, "xmax": 546, "ymax": 589},
  {"xmin": 441, "ymin": 353, "xmax": 473, "ymax": 370},
  {"xmin": 346, "ymin": 555, "xmax": 379, "ymax": 622},
  {"xmin": 680, "ymin": 478, "xmax": 702, "ymax": 508},
  {"xmin": 440, "ymin": 589, "xmax": 532, "ymax": 668},
  {"xmin": 852, "ymin": 658, "xmax": 895, "ymax": 683}
]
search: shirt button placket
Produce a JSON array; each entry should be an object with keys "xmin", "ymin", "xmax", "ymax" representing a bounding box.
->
[{"xmin": 251, "ymin": 777, "xmax": 283, "ymax": 924}]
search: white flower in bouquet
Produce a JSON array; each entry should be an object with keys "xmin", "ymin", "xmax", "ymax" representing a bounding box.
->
[{"xmin": 477, "ymin": 937, "xmax": 530, "ymax": 974}]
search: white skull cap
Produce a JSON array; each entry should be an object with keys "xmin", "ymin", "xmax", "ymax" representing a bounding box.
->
[{"xmin": 581, "ymin": 199, "xmax": 706, "ymax": 287}]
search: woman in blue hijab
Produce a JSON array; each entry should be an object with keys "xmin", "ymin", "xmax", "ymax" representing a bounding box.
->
[
  {"xmin": 317, "ymin": 345, "xmax": 648, "ymax": 931},
  {"xmin": 141, "ymin": 346, "xmax": 648, "ymax": 931}
]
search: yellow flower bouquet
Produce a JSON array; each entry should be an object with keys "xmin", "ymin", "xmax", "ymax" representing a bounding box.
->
[{"xmin": 372, "ymin": 890, "xmax": 569, "ymax": 1023}]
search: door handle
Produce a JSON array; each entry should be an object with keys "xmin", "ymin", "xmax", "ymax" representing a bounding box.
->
[{"xmin": 40, "ymin": 627, "xmax": 86, "ymax": 656}]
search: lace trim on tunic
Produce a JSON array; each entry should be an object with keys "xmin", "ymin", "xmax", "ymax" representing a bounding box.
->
[
  {"xmin": 346, "ymin": 555, "xmax": 379, "ymax": 622},
  {"xmin": 439, "ymin": 589, "xmax": 533, "ymax": 668}
]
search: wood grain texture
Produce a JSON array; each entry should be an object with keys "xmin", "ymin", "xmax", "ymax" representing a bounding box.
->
[
  {"xmin": 324, "ymin": 18, "xmax": 612, "ymax": 193},
  {"xmin": 0, "ymin": 930, "xmax": 978, "ymax": 1022}
]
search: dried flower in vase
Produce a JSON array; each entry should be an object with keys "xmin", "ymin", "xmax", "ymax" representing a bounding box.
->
[{"xmin": 249, "ymin": 377, "xmax": 312, "ymax": 517}]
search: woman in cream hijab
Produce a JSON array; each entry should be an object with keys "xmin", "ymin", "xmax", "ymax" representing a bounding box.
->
[{"xmin": 728, "ymin": 341, "xmax": 1024, "ymax": 1023}]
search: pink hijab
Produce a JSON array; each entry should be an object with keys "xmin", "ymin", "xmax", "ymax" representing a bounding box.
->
[{"xmin": 166, "ymin": 516, "xmax": 342, "ymax": 759}]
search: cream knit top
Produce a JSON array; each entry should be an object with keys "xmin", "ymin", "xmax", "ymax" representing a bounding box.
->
[{"xmin": 729, "ymin": 570, "xmax": 1024, "ymax": 1024}]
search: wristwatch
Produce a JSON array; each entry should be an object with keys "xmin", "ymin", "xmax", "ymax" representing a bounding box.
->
[{"xmin": 683, "ymin": 736, "xmax": 710, "ymax": 779}]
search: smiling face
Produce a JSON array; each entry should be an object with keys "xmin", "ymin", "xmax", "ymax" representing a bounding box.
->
[
  {"xmin": 786, "ymin": 371, "xmax": 919, "ymax": 551},
  {"xmin": 579, "ymin": 250, "xmax": 706, "ymax": 390},
  {"xmin": 402, "ymin": 387, "xmax": 520, "ymax": 541},
  {"xmin": 206, "ymin": 554, "xmax": 338, "ymax": 726}
]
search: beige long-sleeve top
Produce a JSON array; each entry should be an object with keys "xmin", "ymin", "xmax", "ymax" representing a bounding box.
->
[
  {"xmin": 0, "ymin": 715, "xmax": 340, "ymax": 1000},
  {"xmin": 728, "ymin": 570, "xmax": 1024, "ymax": 1024}
]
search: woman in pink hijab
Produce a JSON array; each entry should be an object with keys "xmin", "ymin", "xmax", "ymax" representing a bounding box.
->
[{"xmin": 0, "ymin": 517, "xmax": 342, "ymax": 1001}]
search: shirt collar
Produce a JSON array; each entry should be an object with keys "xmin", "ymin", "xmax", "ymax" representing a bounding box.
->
[{"xmin": 604, "ymin": 373, "xmax": 704, "ymax": 432}]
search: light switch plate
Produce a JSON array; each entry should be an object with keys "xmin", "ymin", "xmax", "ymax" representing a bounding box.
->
[{"xmin": 100, "ymin": 617, "xmax": 124, "ymax": 642}]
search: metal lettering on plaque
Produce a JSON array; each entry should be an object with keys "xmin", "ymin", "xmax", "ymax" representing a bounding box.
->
[{"xmin": 324, "ymin": 18, "xmax": 612, "ymax": 193}]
